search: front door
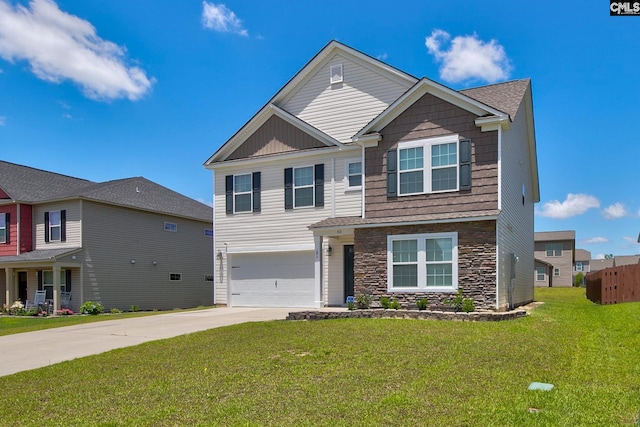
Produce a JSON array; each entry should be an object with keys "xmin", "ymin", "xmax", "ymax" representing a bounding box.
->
[
  {"xmin": 343, "ymin": 245, "xmax": 355, "ymax": 301},
  {"xmin": 18, "ymin": 271, "xmax": 27, "ymax": 303}
]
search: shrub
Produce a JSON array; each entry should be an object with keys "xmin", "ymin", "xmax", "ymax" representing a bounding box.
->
[
  {"xmin": 462, "ymin": 298, "xmax": 475, "ymax": 313},
  {"xmin": 58, "ymin": 308, "xmax": 73, "ymax": 316},
  {"xmin": 379, "ymin": 297, "xmax": 390, "ymax": 309},
  {"xmin": 347, "ymin": 301, "xmax": 355, "ymax": 311},
  {"xmin": 129, "ymin": 305, "xmax": 140, "ymax": 312},
  {"xmin": 445, "ymin": 289, "xmax": 465, "ymax": 312},
  {"xmin": 111, "ymin": 308, "xmax": 122, "ymax": 314},
  {"xmin": 80, "ymin": 301, "xmax": 103, "ymax": 315},
  {"xmin": 355, "ymin": 293, "xmax": 371, "ymax": 309},
  {"xmin": 416, "ymin": 298, "xmax": 428, "ymax": 311},
  {"xmin": 390, "ymin": 298, "xmax": 400, "ymax": 310}
]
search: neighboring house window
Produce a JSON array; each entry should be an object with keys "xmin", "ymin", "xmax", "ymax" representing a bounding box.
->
[
  {"xmin": 42, "ymin": 270, "xmax": 66, "ymax": 300},
  {"xmin": 284, "ymin": 164, "xmax": 324, "ymax": 210},
  {"xmin": 387, "ymin": 135, "xmax": 471, "ymax": 197},
  {"xmin": 204, "ymin": 274, "xmax": 213, "ymax": 282},
  {"xmin": 0, "ymin": 213, "xmax": 7, "ymax": 244},
  {"xmin": 330, "ymin": 63, "xmax": 343, "ymax": 84},
  {"xmin": 575, "ymin": 262, "xmax": 583, "ymax": 272},
  {"xmin": 44, "ymin": 210, "xmax": 66, "ymax": 242},
  {"xmin": 204, "ymin": 229, "xmax": 213, "ymax": 237},
  {"xmin": 387, "ymin": 232, "xmax": 458, "ymax": 292},
  {"xmin": 554, "ymin": 268, "xmax": 560, "ymax": 277},
  {"xmin": 169, "ymin": 273, "xmax": 182, "ymax": 281},
  {"xmin": 164, "ymin": 222, "xmax": 177, "ymax": 232},
  {"xmin": 225, "ymin": 172, "xmax": 261, "ymax": 214},
  {"xmin": 345, "ymin": 160, "xmax": 362, "ymax": 190},
  {"xmin": 545, "ymin": 243, "xmax": 562, "ymax": 257},
  {"xmin": 536, "ymin": 267, "xmax": 545, "ymax": 281}
]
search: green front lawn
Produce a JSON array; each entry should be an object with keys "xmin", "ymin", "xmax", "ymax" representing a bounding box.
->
[{"xmin": 0, "ymin": 288, "xmax": 638, "ymax": 426}]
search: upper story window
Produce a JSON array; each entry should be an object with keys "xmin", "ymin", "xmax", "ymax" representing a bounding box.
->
[
  {"xmin": 45, "ymin": 210, "xmax": 66, "ymax": 243},
  {"xmin": 575, "ymin": 262, "xmax": 583, "ymax": 272},
  {"xmin": 0, "ymin": 213, "xmax": 7, "ymax": 244},
  {"xmin": 330, "ymin": 63, "xmax": 343, "ymax": 84},
  {"xmin": 387, "ymin": 232, "xmax": 458, "ymax": 292},
  {"xmin": 164, "ymin": 222, "xmax": 177, "ymax": 232},
  {"xmin": 345, "ymin": 160, "xmax": 362, "ymax": 190},
  {"xmin": 545, "ymin": 243, "xmax": 562, "ymax": 257},
  {"xmin": 387, "ymin": 135, "xmax": 471, "ymax": 197},
  {"xmin": 284, "ymin": 164, "xmax": 324, "ymax": 210},
  {"xmin": 225, "ymin": 172, "xmax": 261, "ymax": 214}
]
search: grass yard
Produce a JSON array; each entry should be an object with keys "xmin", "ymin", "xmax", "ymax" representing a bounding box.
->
[{"xmin": 0, "ymin": 288, "xmax": 638, "ymax": 426}]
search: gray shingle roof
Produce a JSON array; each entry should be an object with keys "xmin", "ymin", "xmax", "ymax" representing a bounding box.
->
[
  {"xmin": 0, "ymin": 161, "xmax": 212, "ymax": 223},
  {"xmin": 614, "ymin": 255, "xmax": 640, "ymax": 266},
  {"xmin": 574, "ymin": 249, "xmax": 591, "ymax": 262},
  {"xmin": 0, "ymin": 248, "xmax": 81, "ymax": 263},
  {"xmin": 534, "ymin": 230, "xmax": 575, "ymax": 242},
  {"xmin": 460, "ymin": 79, "xmax": 530, "ymax": 119}
]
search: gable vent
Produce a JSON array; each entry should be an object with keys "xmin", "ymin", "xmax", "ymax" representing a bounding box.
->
[{"xmin": 330, "ymin": 63, "xmax": 343, "ymax": 84}]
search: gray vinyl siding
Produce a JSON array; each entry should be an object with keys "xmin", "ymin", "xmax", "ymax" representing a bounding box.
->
[
  {"xmin": 33, "ymin": 201, "xmax": 82, "ymax": 250},
  {"xmin": 213, "ymin": 150, "xmax": 361, "ymax": 305},
  {"xmin": 281, "ymin": 53, "xmax": 413, "ymax": 144},
  {"xmin": 496, "ymin": 97, "xmax": 535, "ymax": 309},
  {"xmin": 534, "ymin": 240, "xmax": 574, "ymax": 287},
  {"xmin": 80, "ymin": 201, "xmax": 213, "ymax": 311}
]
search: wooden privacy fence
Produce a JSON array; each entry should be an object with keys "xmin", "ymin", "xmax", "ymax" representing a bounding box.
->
[{"xmin": 586, "ymin": 264, "xmax": 640, "ymax": 304}]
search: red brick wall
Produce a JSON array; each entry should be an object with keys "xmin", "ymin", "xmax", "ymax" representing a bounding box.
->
[{"xmin": 354, "ymin": 220, "xmax": 497, "ymax": 309}]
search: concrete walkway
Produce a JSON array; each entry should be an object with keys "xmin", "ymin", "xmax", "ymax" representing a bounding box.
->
[{"xmin": 0, "ymin": 307, "xmax": 298, "ymax": 377}]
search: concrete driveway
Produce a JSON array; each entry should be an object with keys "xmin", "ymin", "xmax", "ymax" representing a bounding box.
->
[{"xmin": 0, "ymin": 307, "xmax": 295, "ymax": 377}]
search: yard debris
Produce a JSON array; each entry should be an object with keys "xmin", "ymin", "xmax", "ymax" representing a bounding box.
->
[{"xmin": 528, "ymin": 382, "xmax": 554, "ymax": 391}]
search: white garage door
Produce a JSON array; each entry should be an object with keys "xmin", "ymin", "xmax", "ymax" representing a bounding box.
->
[{"xmin": 229, "ymin": 251, "xmax": 316, "ymax": 307}]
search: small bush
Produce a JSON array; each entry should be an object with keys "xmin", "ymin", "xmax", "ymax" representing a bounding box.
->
[
  {"xmin": 80, "ymin": 301, "xmax": 103, "ymax": 315},
  {"xmin": 390, "ymin": 298, "xmax": 400, "ymax": 310},
  {"xmin": 416, "ymin": 298, "xmax": 428, "ymax": 311},
  {"xmin": 355, "ymin": 293, "xmax": 371, "ymax": 309},
  {"xmin": 111, "ymin": 308, "xmax": 122, "ymax": 314},
  {"xmin": 347, "ymin": 301, "xmax": 355, "ymax": 311},
  {"xmin": 462, "ymin": 299, "xmax": 475, "ymax": 313},
  {"xmin": 130, "ymin": 305, "xmax": 140, "ymax": 312},
  {"xmin": 379, "ymin": 297, "xmax": 390, "ymax": 309}
]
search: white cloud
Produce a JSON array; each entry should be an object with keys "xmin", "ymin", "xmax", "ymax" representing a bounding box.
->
[
  {"xmin": 536, "ymin": 193, "xmax": 600, "ymax": 219},
  {"xmin": 622, "ymin": 236, "xmax": 637, "ymax": 244},
  {"xmin": 602, "ymin": 202, "xmax": 628, "ymax": 219},
  {"xmin": 425, "ymin": 29, "xmax": 512, "ymax": 84},
  {"xmin": 202, "ymin": 2, "xmax": 248, "ymax": 36},
  {"xmin": 377, "ymin": 53, "xmax": 388, "ymax": 61},
  {"xmin": 594, "ymin": 254, "xmax": 606, "ymax": 260},
  {"xmin": 0, "ymin": 0, "xmax": 153, "ymax": 101},
  {"xmin": 580, "ymin": 237, "xmax": 609, "ymax": 244},
  {"xmin": 0, "ymin": 115, "xmax": 5, "ymax": 126}
]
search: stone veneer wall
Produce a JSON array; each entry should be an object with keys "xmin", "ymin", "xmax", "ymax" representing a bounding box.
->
[{"xmin": 354, "ymin": 220, "xmax": 497, "ymax": 310}]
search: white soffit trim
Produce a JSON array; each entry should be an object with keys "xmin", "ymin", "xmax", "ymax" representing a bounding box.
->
[
  {"xmin": 226, "ymin": 244, "xmax": 315, "ymax": 254},
  {"xmin": 209, "ymin": 145, "xmax": 359, "ymax": 170},
  {"xmin": 354, "ymin": 78, "xmax": 510, "ymax": 139}
]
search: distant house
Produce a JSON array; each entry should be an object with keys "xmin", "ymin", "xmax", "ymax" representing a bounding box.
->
[
  {"xmin": 205, "ymin": 40, "xmax": 540, "ymax": 311},
  {"xmin": 0, "ymin": 161, "xmax": 213, "ymax": 313},
  {"xmin": 573, "ymin": 249, "xmax": 591, "ymax": 286},
  {"xmin": 534, "ymin": 231, "xmax": 575, "ymax": 287},
  {"xmin": 590, "ymin": 258, "xmax": 614, "ymax": 273},
  {"xmin": 613, "ymin": 255, "xmax": 640, "ymax": 267}
]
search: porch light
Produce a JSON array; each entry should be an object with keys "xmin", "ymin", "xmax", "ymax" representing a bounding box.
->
[
  {"xmin": 130, "ymin": 259, "xmax": 135, "ymax": 264},
  {"xmin": 327, "ymin": 246, "xmax": 333, "ymax": 256}
]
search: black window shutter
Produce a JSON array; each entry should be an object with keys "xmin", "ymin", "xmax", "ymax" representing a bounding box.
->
[
  {"xmin": 225, "ymin": 175, "xmax": 234, "ymax": 214},
  {"xmin": 60, "ymin": 210, "xmax": 66, "ymax": 242},
  {"xmin": 4, "ymin": 212, "xmax": 9, "ymax": 244},
  {"xmin": 37, "ymin": 270, "xmax": 43, "ymax": 291},
  {"xmin": 387, "ymin": 149, "xmax": 397, "ymax": 197},
  {"xmin": 314, "ymin": 164, "xmax": 324, "ymax": 207},
  {"xmin": 65, "ymin": 270, "xmax": 72, "ymax": 292},
  {"xmin": 284, "ymin": 168, "xmax": 293, "ymax": 210},
  {"xmin": 44, "ymin": 211, "xmax": 50, "ymax": 242},
  {"xmin": 252, "ymin": 172, "xmax": 261, "ymax": 212},
  {"xmin": 459, "ymin": 139, "xmax": 471, "ymax": 191}
]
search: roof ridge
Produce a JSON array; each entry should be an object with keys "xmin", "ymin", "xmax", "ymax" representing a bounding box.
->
[{"xmin": 0, "ymin": 160, "xmax": 92, "ymax": 183}]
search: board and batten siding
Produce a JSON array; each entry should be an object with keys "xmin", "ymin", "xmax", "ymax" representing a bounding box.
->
[
  {"xmin": 33, "ymin": 201, "xmax": 82, "ymax": 250},
  {"xmin": 496, "ymin": 97, "xmax": 535, "ymax": 309},
  {"xmin": 214, "ymin": 150, "xmax": 362, "ymax": 305},
  {"xmin": 80, "ymin": 201, "xmax": 213, "ymax": 311},
  {"xmin": 280, "ymin": 53, "xmax": 413, "ymax": 144}
]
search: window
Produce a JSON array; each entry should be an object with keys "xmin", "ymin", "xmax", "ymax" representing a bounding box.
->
[
  {"xmin": 397, "ymin": 135, "xmax": 460, "ymax": 195},
  {"xmin": 204, "ymin": 274, "xmax": 213, "ymax": 282},
  {"xmin": 169, "ymin": 273, "xmax": 182, "ymax": 281},
  {"xmin": 225, "ymin": 172, "xmax": 261, "ymax": 214},
  {"xmin": 204, "ymin": 229, "xmax": 213, "ymax": 237},
  {"xmin": 330, "ymin": 63, "xmax": 343, "ymax": 84},
  {"xmin": 387, "ymin": 232, "xmax": 458, "ymax": 292},
  {"xmin": 43, "ymin": 270, "xmax": 66, "ymax": 300},
  {"xmin": 0, "ymin": 213, "xmax": 7, "ymax": 244},
  {"xmin": 554, "ymin": 268, "xmax": 560, "ymax": 277},
  {"xmin": 284, "ymin": 164, "xmax": 324, "ymax": 209},
  {"xmin": 44, "ymin": 210, "xmax": 66, "ymax": 242},
  {"xmin": 545, "ymin": 243, "xmax": 562, "ymax": 257},
  {"xmin": 164, "ymin": 222, "xmax": 177, "ymax": 232},
  {"xmin": 536, "ymin": 267, "xmax": 546, "ymax": 281},
  {"xmin": 575, "ymin": 262, "xmax": 583, "ymax": 272},
  {"xmin": 345, "ymin": 160, "xmax": 362, "ymax": 190}
]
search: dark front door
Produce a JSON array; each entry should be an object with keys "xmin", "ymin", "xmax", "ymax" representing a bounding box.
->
[
  {"xmin": 343, "ymin": 245, "xmax": 355, "ymax": 301},
  {"xmin": 18, "ymin": 271, "xmax": 28, "ymax": 303}
]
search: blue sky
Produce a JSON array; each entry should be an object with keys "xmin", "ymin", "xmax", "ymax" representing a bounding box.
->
[{"xmin": 0, "ymin": 0, "xmax": 638, "ymax": 259}]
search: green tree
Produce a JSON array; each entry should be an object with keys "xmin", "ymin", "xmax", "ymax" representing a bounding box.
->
[{"xmin": 604, "ymin": 254, "xmax": 614, "ymax": 259}]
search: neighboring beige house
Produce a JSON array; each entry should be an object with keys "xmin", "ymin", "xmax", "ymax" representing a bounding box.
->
[
  {"xmin": 590, "ymin": 258, "xmax": 614, "ymax": 273},
  {"xmin": 573, "ymin": 249, "xmax": 591, "ymax": 286},
  {"xmin": 0, "ymin": 161, "xmax": 213, "ymax": 313},
  {"xmin": 612, "ymin": 255, "xmax": 640, "ymax": 266},
  {"xmin": 205, "ymin": 40, "xmax": 540, "ymax": 311},
  {"xmin": 534, "ymin": 230, "xmax": 575, "ymax": 287}
]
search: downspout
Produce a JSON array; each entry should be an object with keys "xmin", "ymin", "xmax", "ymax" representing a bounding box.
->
[
  {"xmin": 361, "ymin": 143, "xmax": 365, "ymax": 218},
  {"xmin": 496, "ymin": 126, "xmax": 503, "ymax": 310},
  {"xmin": 331, "ymin": 157, "xmax": 336, "ymax": 218}
]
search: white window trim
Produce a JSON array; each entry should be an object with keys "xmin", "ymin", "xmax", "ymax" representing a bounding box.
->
[
  {"xmin": 554, "ymin": 268, "xmax": 560, "ymax": 277},
  {"xmin": 164, "ymin": 222, "xmax": 177, "ymax": 232},
  {"xmin": 293, "ymin": 165, "xmax": 315, "ymax": 209},
  {"xmin": 387, "ymin": 232, "xmax": 458, "ymax": 293},
  {"xmin": 344, "ymin": 158, "xmax": 362, "ymax": 191},
  {"xmin": 233, "ymin": 173, "xmax": 253, "ymax": 213},
  {"xmin": 535, "ymin": 267, "xmax": 546, "ymax": 281},
  {"xmin": 330, "ymin": 63, "xmax": 343, "ymax": 84},
  {"xmin": 545, "ymin": 243, "xmax": 562, "ymax": 257},
  {"xmin": 43, "ymin": 270, "xmax": 66, "ymax": 298},
  {"xmin": 0, "ymin": 215, "xmax": 6, "ymax": 244},
  {"xmin": 575, "ymin": 262, "xmax": 583, "ymax": 272},
  {"xmin": 397, "ymin": 134, "xmax": 460, "ymax": 196},
  {"xmin": 49, "ymin": 211, "xmax": 62, "ymax": 242}
]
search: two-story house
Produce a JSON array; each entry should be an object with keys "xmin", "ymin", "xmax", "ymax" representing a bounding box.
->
[
  {"xmin": 205, "ymin": 40, "xmax": 539, "ymax": 311},
  {"xmin": 0, "ymin": 161, "xmax": 213, "ymax": 313},
  {"xmin": 573, "ymin": 248, "xmax": 591, "ymax": 286},
  {"xmin": 534, "ymin": 230, "xmax": 575, "ymax": 287}
]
